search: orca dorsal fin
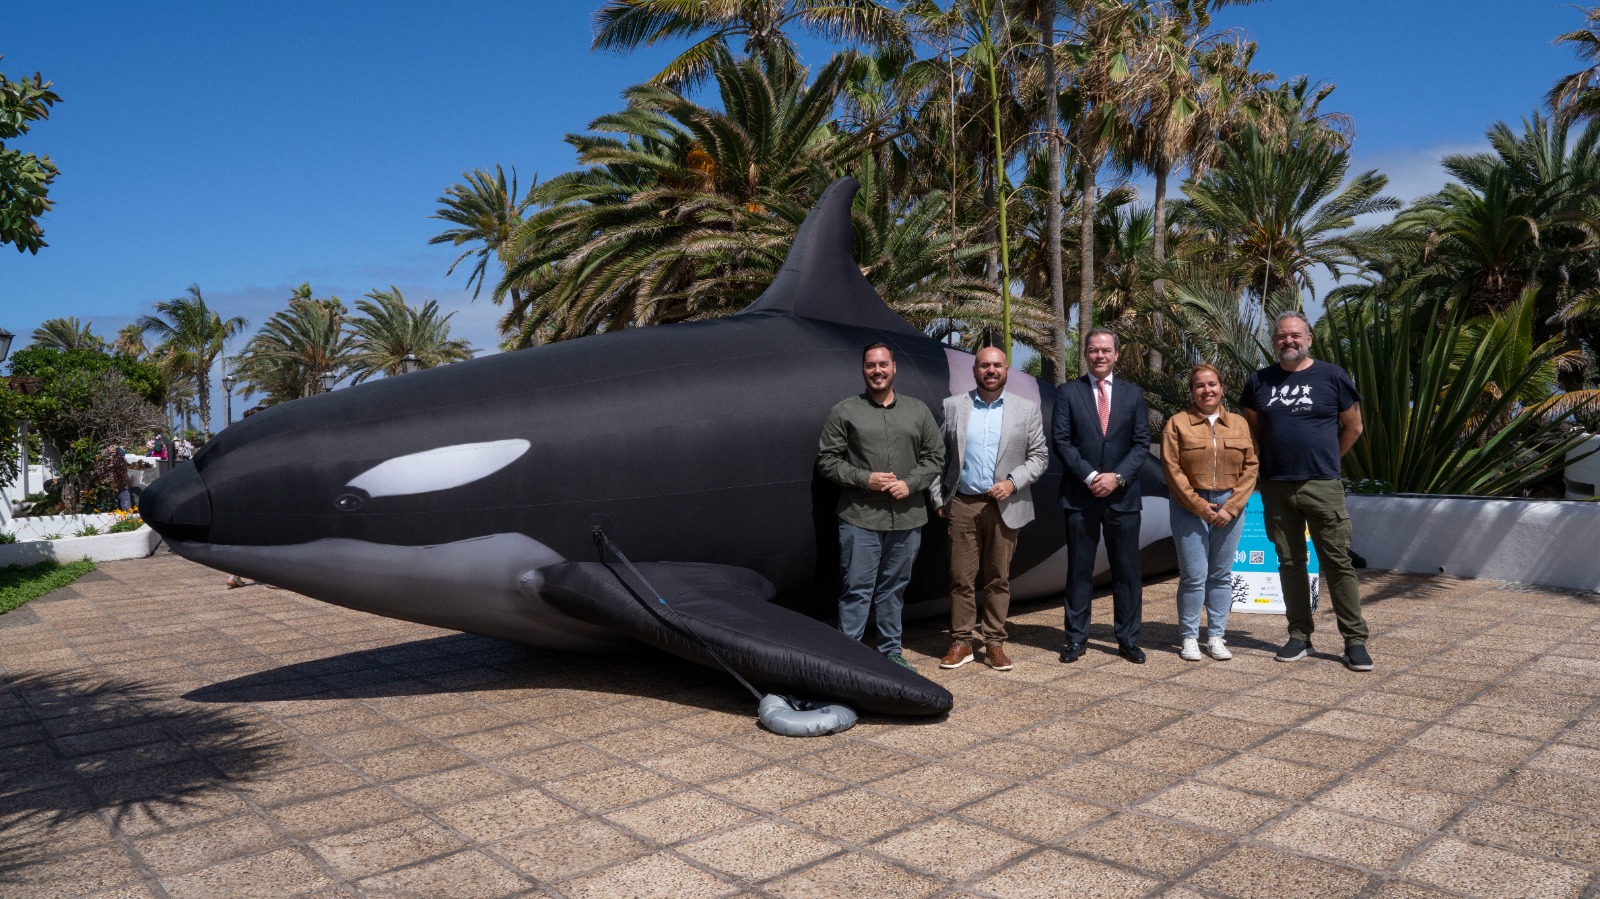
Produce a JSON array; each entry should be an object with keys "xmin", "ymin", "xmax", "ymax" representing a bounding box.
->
[{"xmin": 738, "ymin": 177, "xmax": 920, "ymax": 335}]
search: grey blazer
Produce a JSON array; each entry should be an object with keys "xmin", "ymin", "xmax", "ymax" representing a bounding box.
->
[{"xmin": 930, "ymin": 390, "xmax": 1050, "ymax": 529}]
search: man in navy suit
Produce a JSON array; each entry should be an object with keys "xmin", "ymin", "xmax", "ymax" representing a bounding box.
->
[{"xmin": 1051, "ymin": 328, "xmax": 1151, "ymax": 663}]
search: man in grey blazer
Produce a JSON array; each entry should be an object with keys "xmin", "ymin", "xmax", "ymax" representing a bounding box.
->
[{"xmin": 931, "ymin": 347, "xmax": 1050, "ymax": 671}]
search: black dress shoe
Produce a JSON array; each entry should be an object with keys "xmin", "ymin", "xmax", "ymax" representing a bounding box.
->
[
  {"xmin": 1059, "ymin": 643, "xmax": 1086, "ymax": 663},
  {"xmin": 1118, "ymin": 644, "xmax": 1146, "ymax": 664}
]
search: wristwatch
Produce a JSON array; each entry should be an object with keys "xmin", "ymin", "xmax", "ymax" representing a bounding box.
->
[{"xmin": 1113, "ymin": 473, "xmax": 1126, "ymax": 488}]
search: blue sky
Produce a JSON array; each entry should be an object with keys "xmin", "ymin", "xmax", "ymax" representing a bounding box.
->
[{"xmin": 1, "ymin": 1, "xmax": 1588, "ymax": 421}]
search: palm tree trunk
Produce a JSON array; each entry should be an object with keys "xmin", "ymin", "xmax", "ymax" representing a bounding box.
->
[
  {"xmin": 986, "ymin": 37, "xmax": 1015, "ymax": 363},
  {"xmin": 1078, "ymin": 149, "xmax": 1099, "ymax": 373},
  {"xmin": 198, "ymin": 375, "xmax": 211, "ymax": 436},
  {"xmin": 1040, "ymin": 0, "xmax": 1066, "ymax": 385},
  {"xmin": 1148, "ymin": 156, "xmax": 1169, "ymax": 376}
]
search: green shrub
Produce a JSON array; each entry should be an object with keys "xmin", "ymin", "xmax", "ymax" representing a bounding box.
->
[
  {"xmin": 0, "ymin": 532, "xmax": 15, "ymax": 545},
  {"xmin": 106, "ymin": 517, "xmax": 143, "ymax": 534},
  {"xmin": 74, "ymin": 524, "xmax": 101, "ymax": 537}
]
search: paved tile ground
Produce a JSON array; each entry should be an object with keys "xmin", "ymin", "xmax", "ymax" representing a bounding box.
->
[{"xmin": 2, "ymin": 549, "xmax": 1599, "ymax": 898}]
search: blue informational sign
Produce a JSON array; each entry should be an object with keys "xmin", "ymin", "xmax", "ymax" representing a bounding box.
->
[{"xmin": 1230, "ymin": 493, "xmax": 1320, "ymax": 615}]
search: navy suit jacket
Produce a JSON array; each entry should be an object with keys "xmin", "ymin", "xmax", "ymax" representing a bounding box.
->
[{"xmin": 1051, "ymin": 375, "xmax": 1151, "ymax": 512}]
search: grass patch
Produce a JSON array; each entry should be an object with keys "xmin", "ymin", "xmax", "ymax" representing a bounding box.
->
[
  {"xmin": 106, "ymin": 517, "xmax": 143, "ymax": 534},
  {"xmin": 0, "ymin": 559, "xmax": 98, "ymax": 615}
]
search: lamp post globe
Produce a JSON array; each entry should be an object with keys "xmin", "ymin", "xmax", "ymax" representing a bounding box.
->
[
  {"xmin": 0, "ymin": 328, "xmax": 13, "ymax": 363},
  {"xmin": 320, "ymin": 371, "xmax": 338, "ymax": 393},
  {"xmin": 221, "ymin": 375, "xmax": 236, "ymax": 426},
  {"xmin": 400, "ymin": 352, "xmax": 421, "ymax": 375}
]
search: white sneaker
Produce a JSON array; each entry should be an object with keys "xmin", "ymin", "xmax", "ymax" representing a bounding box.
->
[
  {"xmin": 1180, "ymin": 638, "xmax": 1203, "ymax": 661},
  {"xmin": 1208, "ymin": 636, "xmax": 1233, "ymax": 660}
]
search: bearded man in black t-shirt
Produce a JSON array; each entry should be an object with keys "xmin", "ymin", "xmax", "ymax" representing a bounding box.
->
[{"xmin": 1239, "ymin": 310, "xmax": 1373, "ymax": 672}]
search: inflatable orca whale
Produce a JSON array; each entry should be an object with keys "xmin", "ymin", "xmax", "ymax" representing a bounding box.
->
[{"xmin": 141, "ymin": 178, "xmax": 1172, "ymax": 717}]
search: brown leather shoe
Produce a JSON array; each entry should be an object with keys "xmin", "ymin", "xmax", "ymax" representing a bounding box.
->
[
  {"xmin": 984, "ymin": 643, "xmax": 1014, "ymax": 671},
  {"xmin": 939, "ymin": 640, "xmax": 974, "ymax": 669}
]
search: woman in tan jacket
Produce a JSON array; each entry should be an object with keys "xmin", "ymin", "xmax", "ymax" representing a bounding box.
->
[{"xmin": 1162, "ymin": 364, "xmax": 1259, "ymax": 661}]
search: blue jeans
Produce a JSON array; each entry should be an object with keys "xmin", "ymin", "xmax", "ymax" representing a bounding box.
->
[
  {"xmin": 838, "ymin": 521, "xmax": 921, "ymax": 655},
  {"xmin": 1170, "ymin": 488, "xmax": 1243, "ymax": 640}
]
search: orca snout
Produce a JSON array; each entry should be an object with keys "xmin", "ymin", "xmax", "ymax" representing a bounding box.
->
[{"xmin": 142, "ymin": 462, "xmax": 211, "ymax": 543}]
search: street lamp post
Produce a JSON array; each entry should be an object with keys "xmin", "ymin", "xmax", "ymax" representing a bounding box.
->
[
  {"xmin": 221, "ymin": 375, "xmax": 236, "ymax": 426},
  {"xmin": 320, "ymin": 370, "xmax": 338, "ymax": 393},
  {"xmin": 400, "ymin": 350, "xmax": 421, "ymax": 375}
]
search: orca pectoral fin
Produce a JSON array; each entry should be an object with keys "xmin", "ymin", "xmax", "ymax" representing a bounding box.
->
[{"xmin": 526, "ymin": 560, "xmax": 951, "ymax": 717}]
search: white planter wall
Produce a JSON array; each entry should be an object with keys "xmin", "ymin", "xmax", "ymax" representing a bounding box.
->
[
  {"xmin": 1348, "ymin": 495, "xmax": 1600, "ymax": 593},
  {"xmin": 0, "ymin": 525, "xmax": 161, "ymax": 567}
]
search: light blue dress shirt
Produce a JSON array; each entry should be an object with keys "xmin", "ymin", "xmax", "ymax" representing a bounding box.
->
[{"xmin": 958, "ymin": 391, "xmax": 1006, "ymax": 495}]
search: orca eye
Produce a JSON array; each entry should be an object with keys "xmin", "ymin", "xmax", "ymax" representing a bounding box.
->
[{"xmin": 335, "ymin": 493, "xmax": 364, "ymax": 512}]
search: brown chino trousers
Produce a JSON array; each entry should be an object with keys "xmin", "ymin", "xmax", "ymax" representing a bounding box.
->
[{"xmin": 948, "ymin": 493, "xmax": 1020, "ymax": 644}]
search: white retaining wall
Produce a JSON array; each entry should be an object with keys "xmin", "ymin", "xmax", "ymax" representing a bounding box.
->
[
  {"xmin": 1347, "ymin": 494, "xmax": 1600, "ymax": 593},
  {"xmin": 0, "ymin": 525, "xmax": 160, "ymax": 567}
]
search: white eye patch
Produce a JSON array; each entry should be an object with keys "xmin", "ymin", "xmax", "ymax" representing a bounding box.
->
[{"xmin": 346, "ymin": 439, "xmax": 530, "ymax": 498}]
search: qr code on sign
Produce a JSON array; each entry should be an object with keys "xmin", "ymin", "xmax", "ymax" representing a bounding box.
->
[{"xmin": 1249, "ymin": 551, "xmax": 1266, "ymax": 565}]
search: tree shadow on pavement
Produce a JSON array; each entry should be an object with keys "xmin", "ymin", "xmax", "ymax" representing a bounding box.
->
[{"xmin": 0, "ymin": 670, "xmax": 288, "ymax": 872}]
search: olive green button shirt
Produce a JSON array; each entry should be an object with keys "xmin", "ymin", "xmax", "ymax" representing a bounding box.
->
[{"xmin": 817, "ymin": 393, "xmax": 944, "ymax": 532}]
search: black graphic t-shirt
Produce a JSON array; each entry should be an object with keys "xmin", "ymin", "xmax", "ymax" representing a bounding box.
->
[{"xmin": 1238, "ymin": 361, "xmax": 1361, "ymax": 481}]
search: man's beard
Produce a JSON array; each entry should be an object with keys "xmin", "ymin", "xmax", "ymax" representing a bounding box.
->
[{"xmin": 1278, "ymin": 346, "xmax": 1307, "ymax": 364}]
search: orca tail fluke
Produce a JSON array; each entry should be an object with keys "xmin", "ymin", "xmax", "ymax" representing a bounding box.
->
[{"xmin": 531, "ymin": 560, "xmax": 953, "ymax": 716}]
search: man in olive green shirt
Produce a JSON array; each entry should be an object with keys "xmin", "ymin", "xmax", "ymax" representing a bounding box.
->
[{"xmin": 817, "ymin": 343, "xmax": 944, "ymax": 670}]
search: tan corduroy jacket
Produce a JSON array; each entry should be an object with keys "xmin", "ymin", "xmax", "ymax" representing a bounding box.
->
[{"xmin": 1161, "ymin": 407, "xmax": 1259, "ymax": 520}]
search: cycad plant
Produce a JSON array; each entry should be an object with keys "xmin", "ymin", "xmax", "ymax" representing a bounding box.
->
[{"xmin": 1322, "ymin": 286, "xmax": 1599, "ymax": 496}]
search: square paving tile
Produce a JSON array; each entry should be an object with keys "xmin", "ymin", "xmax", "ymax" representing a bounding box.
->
[
  {"xmin": 778, "ymin": 788, "xmax": 932, "ymax": 843},
  {"xmin": 605, "ymin": 789, "xmax": 756, "ymax": 844},
  {"xmin": 1062, "ymin": 812, "xmax": 1233, "ymax": 878},
  {"xmin": 1401, "ymin": 837, "xmax": 1590, "ymax": 899},
  {"xmin": 1313, "ymin": 776, "xmax": 1467, "ymax": 831},
  {"xmin": 1198, "ymin": 753, "xmax": 1341, "ymax": 800},
  {"xmin": 1258, "ymin": 806, "xmax": 1427, "ymax": 869},
  {"xmin": 1137, "ymin": 781, "xmax": 1290, "ymax": 833},
  {"xmin": 973, "ymin": 849, "xmax": 1159, "ymax": 898},
  {"xmin": 160, "ymin": 847, "xmax": 336, "ymax": 899},
  {"xmin": 543, "ymin": 764, "xmax": 678, "ymax": 813},
  {"xmin": 958, "ymin": 785, "xmax": 1108, "ymax": 842},
  {"xmin": 306, "ymin": 816, "xmax": 464, "ymax": 879},
  {"xmin": 493, "ymin": 818, "xmax": 648, "ymax": 882},
  {"xmin": 132, "ymin": 816, "xmax": 289, "ymax": 876},
  {"xmin": 763, "ymin": 851, "xmax": 942, "ymax": 899},
  {"xmin": 679, "ymin": 819, "xmax": 842, "ymax": 881},
  {"xmin": 870, "ymin": 817, "xmax": 1030, "ymax": 880},
  {"xmin": 354, "ymin": 849, "xmax": 526, "ymax": 898},
  {"xmin": 1448, "ymin": 801, "xmax": 1600, "ymax": 866},
  {"xmin": 1187, "ymin": 844, "xmax": 1370, "ymax": 899},
  {"xmin": 559, "ymin": 851, "xmax": 735, "ymax": 898},
  {"xmin": 869, "ymin": 762, "xmax": 1011, "ymax": 811},
  {"xmin": 704, "ymin": 765, "xmax": 843, "ymax": 811},
  {"xmin": 431, "ymin": 787, "xmax": 581, "ymax": 843}
]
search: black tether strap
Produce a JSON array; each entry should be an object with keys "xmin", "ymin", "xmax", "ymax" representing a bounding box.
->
[{"xmin": 589, "ymin": 526, "xmax": 765, "ymax": 703}]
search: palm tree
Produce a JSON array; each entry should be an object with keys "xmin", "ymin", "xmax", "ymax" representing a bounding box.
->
[
  {"xmin": 135, "ymin": 284, "xmax": 248, "ymax": 436},
  {"xmin": 591, "ymin": 0, "xmax": 908, "ymax": 88},
  {"xmin": 1062, "ymin": 0, "xmax": 1154, "ymax": 369},
  {"xmin": 112, "ymin": 323, "xmax": 147, "ymax": 358},
  {"xmin": 1127, "ymin": 16, "xmax": 1269, "ymax": 374},
  {"xmin": 30, "ymin": 316, "xmax": 104, "ymax": 351},
  {"xmin": 430, "ymin": 165, "xmax": 536, "ymax": 331},
  {"xmin": 496, "ymin": 47, "xmax": 871, "ymax": 343},
  {"xmin": 346, "ymin": 287, "xmax": 476, "ymax": 382},
  {"xmin": 1393, "ymin": 113, "xmax": 1600, "ymax": 326},
  {"xmin": 1179, "ymin": 128, "xmax": 1398, "ymax": 309},
  {"xmin": 1548, "ymin": 5, "xmax": 1600, "ymax": 123},
  {"xmin": 233, "ymin": 289, "xmax": 353, "ymax": 404}
]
